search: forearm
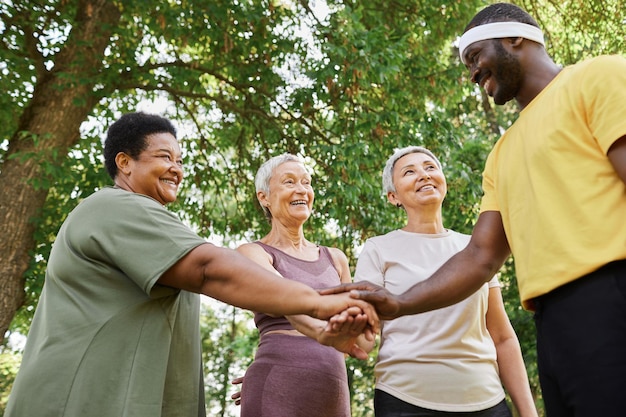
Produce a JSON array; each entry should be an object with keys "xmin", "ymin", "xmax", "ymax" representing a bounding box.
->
[
  {"xmin": 199, "ymin": 246, "xmax": 321, "ymax": 316},
  {"xmin": 397, "ymin": 246, "xmax": 504, "ymax": 316},
  {"xmin": 496, "ymin": 337, "xmax": 538, "ymax": 417},
  {"xmin": 286, "ymin": 314, "xmax": 326, "ymax": 339}
]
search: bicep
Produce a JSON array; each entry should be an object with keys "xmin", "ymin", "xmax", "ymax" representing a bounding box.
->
[
  {"xmin": 328, "ymin": 247, "xmax": 352, "ymax": 283},
  {"xmin": 608, "ymin": 135, "xmax": 626, "ymax": 185},
  {"xmin": 468, "ymin": 211, "xmax": 511, "ymax": 271},
  {"xmin": 157, "ymin": 243, "xmax": 215, "ymax": 292}
]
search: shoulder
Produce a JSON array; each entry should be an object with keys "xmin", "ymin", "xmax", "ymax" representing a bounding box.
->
[
  {"xmin": 365, "ymin": 229, "xmax": 400, "ymax": 244},
  {"xmin": 326, "ymin": 246, "xmax": 348, "ymax": 264},
  {"xmin": 324, "ymin": 246, "xmax": 350, "ymax": 281},
  {"xmin": 448, "ymin": 229, "xmax": 471, "ymax": 242},
  {"xmin": 237, "ymin": 241, "xmax": 267, "ymax": 256},
  {"xmin": 568, "ymin": 55, "xmax": 626, "ymax": 78}
]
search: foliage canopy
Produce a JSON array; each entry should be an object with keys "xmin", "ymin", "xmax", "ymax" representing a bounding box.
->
[{"xmin": 1, "ymin": 0, "xmax": 623, "ymax": 415}]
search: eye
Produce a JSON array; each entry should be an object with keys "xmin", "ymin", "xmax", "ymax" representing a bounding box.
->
[{"xmin": 465, "ymin": 50, "xmax": 479, "ymax": 69}]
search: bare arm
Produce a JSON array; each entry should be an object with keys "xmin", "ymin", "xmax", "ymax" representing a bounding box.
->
[
  {"xmin": 486, "ymin": 287, "xmax": 538, "ymax": 417},
  {"xmin": 320, "ymin": 211, "xmax": 511, "ymax": 319},
  {"xmin": 286, "ymin": 247, "xmax": 376, "ymax": 358},
  {"xmin": 157, "ymin": 242, "xmax": 378, "ymax": 328},
  {"xmin": 395, "ymin": 211, "xmax": 511, "ymax": 315},
  {"xmin": 608, "ymin": 135, "xmax": 626, "ymax": 185}
]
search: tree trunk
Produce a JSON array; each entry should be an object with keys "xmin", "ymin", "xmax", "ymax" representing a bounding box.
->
[{"xmin": 0, "ymin": 0, "xmax": 122, "ymax": 343}]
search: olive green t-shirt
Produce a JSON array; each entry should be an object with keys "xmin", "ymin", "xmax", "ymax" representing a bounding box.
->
[{"xmin": 6, "ymin": 187, "xmax": 208, "ymax": 417}]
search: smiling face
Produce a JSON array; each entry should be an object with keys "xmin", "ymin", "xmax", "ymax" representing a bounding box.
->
[
  {"xmin": 388, "ymin": 152, "xmax": 447, "ymax": 209},
  {"xmin": 463, "ymin": 38, "xmax": 523, "ymax": 105},
  {"xmin": 259, "ymin": 160, "xmax": 314, "ymax": 225},
  {"xmin": 115, "ymin": 132, "xmax": 183, "ymax": 205}
]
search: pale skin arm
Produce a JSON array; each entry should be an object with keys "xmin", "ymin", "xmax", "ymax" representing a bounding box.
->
[
  {"xmin": 486, "ymin": 286, "xmax": 538, "ymax": 417},
  {"xmin": 315, "ymin": 247, "xmax": 376, "ymax": 355},
  {"xmin": 320, "ymin": 211, "xmax": 511, "ymax": 320},
  {"xmin": 157, "ymin": 242, "xmax": 378, "ymax": 330}
]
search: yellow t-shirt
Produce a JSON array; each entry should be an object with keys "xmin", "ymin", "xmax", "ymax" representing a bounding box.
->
[{"xmin": 480, "ymin": 55, "xmax": 626, "ymax": 310}]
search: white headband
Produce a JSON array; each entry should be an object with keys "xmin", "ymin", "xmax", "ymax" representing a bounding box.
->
[{"xmin": 458, "ymin": 22, "xmax": 545, "ymax": 64}]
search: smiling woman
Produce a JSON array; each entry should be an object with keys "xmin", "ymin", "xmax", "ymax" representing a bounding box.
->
[
  {"xmin": 235, "ymin": 153, "xmax": 375, "ymax": 417},
  {"xmin": 4, "ymin": 114, "xmax": 379, "ymax": 417},
  {"xmin": 352, "ymin": 145, "xmax": 537, "ymax": 417},
  {"xmin": 114, "ymin": 132, "xmax": 183, "ymax": 205}
]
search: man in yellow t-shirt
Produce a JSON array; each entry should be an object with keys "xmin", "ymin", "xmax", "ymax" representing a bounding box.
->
[{"xmin": 325, "ymin": 3, "xmax": 626, "ymax": 417}]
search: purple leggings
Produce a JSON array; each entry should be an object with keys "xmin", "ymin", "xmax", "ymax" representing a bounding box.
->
[{"xmin": 240, "ymin": 333, "xmax": 350, "ymax": 417}]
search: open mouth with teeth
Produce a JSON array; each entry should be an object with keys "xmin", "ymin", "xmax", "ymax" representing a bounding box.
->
[{"xmin": 291, "ymin": 200, "xmax": 307, "ymax": 206}]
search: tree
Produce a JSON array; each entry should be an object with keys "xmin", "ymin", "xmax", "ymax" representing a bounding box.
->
[{"xmin": 1, "ymin": 0, "xmax": 624, "ymax": 415}]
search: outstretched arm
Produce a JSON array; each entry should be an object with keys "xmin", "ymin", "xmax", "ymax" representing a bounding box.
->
[
  {"xmin": 321, "ymin": 211, "xmax": 511, "ymax": 319},
  {"xmin": 286, "ymin": 246, "xmax": 376, "ymax": 359},
  {"xmin": 158, "ymin": 243, "xmax": 378, "ymax": 330}
]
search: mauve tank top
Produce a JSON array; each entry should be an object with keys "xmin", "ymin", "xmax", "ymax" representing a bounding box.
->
[{"xmin": 252, "ymin": 241, "xmax": 342, "ymax": 335}]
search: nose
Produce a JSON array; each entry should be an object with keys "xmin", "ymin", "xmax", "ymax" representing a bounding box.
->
[
  {"xmin": 170, "ymin": 160, "xmax": 184, "ymax": 179},
  {"xmin": 295, "ymin": 182, "xmax": 307, "ymax": 193},
  {"xmin": 470, "ymin": 66, "xmax": 480, "ymax": 84}
]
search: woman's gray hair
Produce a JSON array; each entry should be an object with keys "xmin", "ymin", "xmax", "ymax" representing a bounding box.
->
[
  {"xmin": 382, "ymin": 146, "xmax": 442, "ymax": 193},
  {"xmin": 255, "ymin": 153, "xmax": 307, "ymax": 220}
]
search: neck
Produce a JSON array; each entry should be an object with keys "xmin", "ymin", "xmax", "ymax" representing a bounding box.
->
[
  {"xmin": 262, "ymin": 224, "xmax": 308, "ymax": 251},
  {"xmin": 403, "ymin": 208, "xmax": 445, "ymax": 234},
  {"xmin": 517, "ymin": 55, "xmax": 562, "ymax": 109}
]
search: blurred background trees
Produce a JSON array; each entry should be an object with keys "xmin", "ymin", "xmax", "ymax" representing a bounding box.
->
[{"xmin": 1, "ymin": 0, "xmax": 623, "ymax": 415}]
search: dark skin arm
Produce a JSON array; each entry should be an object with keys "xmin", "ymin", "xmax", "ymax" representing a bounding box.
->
[
  {"xmin": 608, "ymin": 135, "xmax": 626, "ymax": 185},
  {"xmin": 158, "ymin": 243, "xmax": 379, "ymax": 330},
  {"xmin": 321, "ymin": 211, "xmax": 511, "ymax": 320}
]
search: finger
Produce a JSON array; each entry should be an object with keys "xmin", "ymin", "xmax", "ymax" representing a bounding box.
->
[
  {"xmin": 350, "ymin": 297, "xmax": 380, "ymax": 333},
  {"xmin": 318, "ymin": 283, "xmax": 354, "ymax": 295},
  {"xmin": 348, "ymin": 314, "xmax": 368, "ymax": 334},
  {"xmin": 363, "ymin": 326, "xmax": 377, "ymax": 341},
  {"xmin": 349, "ymin": 344, "xmax": 370, "ymax": 360}
]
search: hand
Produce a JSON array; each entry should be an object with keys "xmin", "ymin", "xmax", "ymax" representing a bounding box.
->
[
  {"xmin": 314, "ymin": 291, "xmax": 381, "ymax": 334},
  {"xmin": 230, "ymin": 376, "xmax": 244, "ymax": 406},
  {"xmin": 317, "ymin": 306, "xmax": 375, "ymax": 360},
  {"xmin": 319, "ymin": 281, "xmax": 401, "ymax": 320}
]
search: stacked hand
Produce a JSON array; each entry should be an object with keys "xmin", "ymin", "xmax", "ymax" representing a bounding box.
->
[
  {"xmin": 319, "ymin": 281, "xmax": 401, "ymax": 321},
  {"xmin": 317, "ymin": 306, "xmax": 375, "ymax": 360}
]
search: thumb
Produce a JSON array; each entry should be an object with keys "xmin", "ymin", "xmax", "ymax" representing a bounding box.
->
[{"xmin": 349, "ymin": 345, "xmax": 369, "ymax": 361}]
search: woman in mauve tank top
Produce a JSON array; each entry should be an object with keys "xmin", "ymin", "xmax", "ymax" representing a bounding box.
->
[{"xmin": 234, "ymin": 153, "xmax": 375, "ymax": 417}]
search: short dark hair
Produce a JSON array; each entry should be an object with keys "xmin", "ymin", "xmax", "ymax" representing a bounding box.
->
[
  {"xmin": 103, "ymin": 112, "xmax": 177, "ymax": 179},
  {"xmin": 464, "ymin": 3, "xmax": 540, "ymax": 32}
]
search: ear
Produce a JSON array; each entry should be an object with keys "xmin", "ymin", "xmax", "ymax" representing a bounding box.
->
[
  {"xmin": 508, "ymin": 36, "xmax": 524, "ymax": 49},
  {"xmin": 257, "ymin": 190, "xmax": 269, "ymax": 207},
  {"xmin": 386, "ymin": 191, "xmax": 399, "ymax": 206},
  {"xmin": 115, "ymin": 152, "xmax": 132, "ymax": 175}
]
